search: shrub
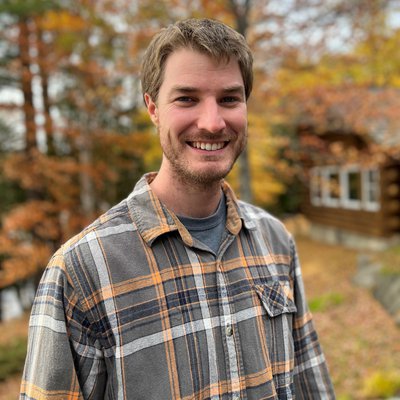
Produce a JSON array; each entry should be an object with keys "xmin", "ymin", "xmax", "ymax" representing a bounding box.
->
[
  {"xmin": 0, "ymin": 337, "xmax": 27, "ymax": 381},
  {"xmin": 362, "ymin": 370, "xmax": 400, "ymax": 398},
  {"xmin": 308, "ymin": 292, "xmax": 345, "ymax": 312}
]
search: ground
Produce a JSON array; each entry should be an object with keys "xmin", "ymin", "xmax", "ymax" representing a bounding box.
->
[
  {"xmin": 1, "ymin": 236, "xmax": 399, "ymax": 399},
  {"xmin": 0, "ymin": 313, "xmax": 29, "ymax": 400},
  {"xmin": 296, "ymin": 237, "xmax": 400, "ymax": 399}
]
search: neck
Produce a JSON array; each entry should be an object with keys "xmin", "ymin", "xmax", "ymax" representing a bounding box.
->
[{"xmin": 150, "ymin": 168, "xmax": 223, "ymax": 218}]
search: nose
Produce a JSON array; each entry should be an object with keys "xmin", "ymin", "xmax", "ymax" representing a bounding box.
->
[{"xmin": 197, "ymin": 99, "xmax": 226, "ymax": 133}]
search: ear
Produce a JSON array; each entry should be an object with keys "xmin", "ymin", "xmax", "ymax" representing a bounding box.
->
[{"xmin": 144, "ymin": 93, "xmax": 159, "ymax": 126}]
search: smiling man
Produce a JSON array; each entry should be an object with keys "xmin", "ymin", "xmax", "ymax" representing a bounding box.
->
[
  {"xmin": 145, "ymin": 48, "xmax": 248, "ymax": 218},
  {"xmin": 21, "ymin": 19, "xmax": 335, "ymax": 399}
]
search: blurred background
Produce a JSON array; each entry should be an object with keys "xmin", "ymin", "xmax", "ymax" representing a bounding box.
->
[{"xmin": 0, "ymin": 0, "xmax": 400, "ymax": 398}]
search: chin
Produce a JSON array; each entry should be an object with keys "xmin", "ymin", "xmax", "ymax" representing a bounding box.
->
[{"xmin": 188, "ymin": 166, "xmax": 232, "ymax": 185}]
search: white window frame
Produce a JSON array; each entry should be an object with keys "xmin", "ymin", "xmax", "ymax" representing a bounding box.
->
[
  {"xmin": 310, "ymin": 167, "xmax": 322, "ymax": 206},
  {"xmin": 309, "ymin": 165, "xmax": 381, "ymax": 212},
  {"xmin": 362, "ymin": 168, "xmax": 380, "ymax": 211},
  {"xmin": 321, "ymin": 166, "xmax": 340, "ymax": 207},
  {"xmin": 340, "ymin": 166, "xmax": 362, "ymax": 210}
]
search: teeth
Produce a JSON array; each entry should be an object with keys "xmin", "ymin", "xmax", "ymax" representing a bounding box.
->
[{"xmin": 192, "ymin": 142, "xmax": 225, "ymax": 151}]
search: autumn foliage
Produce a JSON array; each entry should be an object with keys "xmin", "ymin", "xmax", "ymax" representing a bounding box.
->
[
  {"xmin": 1, "ymin": 0, "xmax": 400, "ymax": 290},
  {"xmin": 0, "ymin": 1, "xmax": 159, "ymax": 288}
]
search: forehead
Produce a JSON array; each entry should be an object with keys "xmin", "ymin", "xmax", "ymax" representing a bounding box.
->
[{"xmin": 160, "ymin": 48, "xmax": 244, "ymax": 93}]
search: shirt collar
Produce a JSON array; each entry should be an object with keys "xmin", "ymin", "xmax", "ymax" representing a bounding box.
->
[{"xmin": 127, "ymin": 173, "xmax": 247, "ymax": 247}]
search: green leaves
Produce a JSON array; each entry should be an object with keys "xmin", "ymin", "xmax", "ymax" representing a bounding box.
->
[{"xmin": 0, "ymin": 0, "xmax": 59, "ymax": 18}]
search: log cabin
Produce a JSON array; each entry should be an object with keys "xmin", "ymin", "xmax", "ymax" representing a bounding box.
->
[{"xmin": 299, "ymin": 128, "xmax": 400, "ymax": 250}]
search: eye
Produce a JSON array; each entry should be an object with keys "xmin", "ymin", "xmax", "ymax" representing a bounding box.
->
[
  {"xmin": 220, "ymin": 96, "xmax": 241, "ymax": 105},
  {"xmin": 175, "ymin": 96, "xmax": 196, "ymax": 104}
]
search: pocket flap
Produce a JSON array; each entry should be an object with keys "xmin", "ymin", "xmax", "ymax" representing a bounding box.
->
[{"xmin": 254, "ymin": 281, "xmax": 297, "ymax": 317}]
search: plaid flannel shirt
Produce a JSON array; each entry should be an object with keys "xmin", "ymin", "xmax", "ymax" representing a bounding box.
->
[{"xmin": 21, "ymin": 173, "xmax": 335, "ymax": 399}]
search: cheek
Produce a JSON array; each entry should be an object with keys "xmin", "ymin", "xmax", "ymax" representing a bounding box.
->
[
  {"xmin": 160, "ymin": 109, "xmax": 197, "ymax": 134},
  {"xmin": 227, "ymin": 107, "xmax": 247, "ymax": 130},
  {"xmin": 231, "ymin": 116, "xmax": 248, "ymax": 135}
]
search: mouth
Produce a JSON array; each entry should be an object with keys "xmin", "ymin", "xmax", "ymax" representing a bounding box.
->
[{"xmin": 188, "ymin": 141, "xmax": 228, "ymax": 151}]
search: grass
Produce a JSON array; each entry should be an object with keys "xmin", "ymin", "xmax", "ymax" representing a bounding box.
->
[
  {"xmin": 308, "ymin": 292, "xmax": 345, "ymax": 313},
  {"xmin": 0, "ymin": 337, "xmax": 27, "ymax": 381}
]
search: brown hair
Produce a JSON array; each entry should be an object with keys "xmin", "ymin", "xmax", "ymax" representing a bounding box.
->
[{"xmin": 140, "ymin": 18, "xmax": 253, "ymax": 103}]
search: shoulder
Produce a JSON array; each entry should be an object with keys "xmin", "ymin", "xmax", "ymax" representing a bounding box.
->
[
  {"xmin": 39, "ymin": 197, "xmax": 136, "ymax": 289},
  {"xmin": 44, "ymin": 197, "xmax": 135, "ymax": 303},
  {"xmin": 238, "ymin": 200, "xmax": 289, "ymax": 234},
  {"xmin": 61, "ymin": 197, "xmax": 133, "ymax": 256},
  {"xmin": 238, "ymin": 200, "xmax": 294, "ymax": 253}
]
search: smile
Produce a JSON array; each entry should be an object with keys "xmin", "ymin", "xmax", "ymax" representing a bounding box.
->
[{"xmin": 189, "ymin": 141, "xmax": 227, "ymax": 151}]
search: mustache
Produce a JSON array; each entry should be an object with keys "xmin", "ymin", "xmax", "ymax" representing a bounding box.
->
[{"xmin": 184, "ymin": 131, "xmax": 233, "ymax": 141}]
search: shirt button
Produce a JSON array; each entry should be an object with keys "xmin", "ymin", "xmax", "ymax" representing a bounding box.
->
[{"xmin": 226, "ymin": 324, "xmax": 233, "ymax": 336}]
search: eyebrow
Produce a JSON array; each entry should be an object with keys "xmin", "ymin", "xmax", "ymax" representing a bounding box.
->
[
  {"xmin": 222, "ymin": 85, "xmax": 245, "ymax": 94},
  {"xmin": 169, "ymin": 85, "xmax": 245, "ymax": 95}
]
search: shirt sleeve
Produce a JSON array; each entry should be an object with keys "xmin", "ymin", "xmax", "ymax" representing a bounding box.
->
[
  {"xmin": 20, "ymin": 248, "xmax": 107, "ymax": 400},
  {"xmin": 290, "ymin": 237, "xmax": 336, "ymax": 398}
]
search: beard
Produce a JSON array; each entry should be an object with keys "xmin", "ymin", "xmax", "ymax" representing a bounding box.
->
[{"xmin": 159, "ymin": 128, "xmax": 247, "ymax": 188}]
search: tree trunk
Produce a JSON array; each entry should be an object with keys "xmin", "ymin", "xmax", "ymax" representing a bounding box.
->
[
  {"xmin": 78, "ymin": 118, "xmax": 96, "ymax": 216},
  {"xmin": 0, "ymin": 288, "xmax": 2, "ymax": 322},
  {"xmin": 18, "ymin": 18, "xmax": 37, "ymax": 153},
  {"xmin": 229, "ymin": 0, "xmax": 253, "ymax": 203},
  {"xmin": 36, "ymin": 24, "xmax": 56, "ymax": 156}
]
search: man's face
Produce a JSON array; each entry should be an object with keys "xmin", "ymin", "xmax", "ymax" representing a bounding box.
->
[{"xmin": 145, "ymin": 48, "xmax": 248, "ymax": 187}]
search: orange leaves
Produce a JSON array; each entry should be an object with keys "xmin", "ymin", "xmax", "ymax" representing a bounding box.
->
[
  {"xmin": 0, "ymin": 199, "xmax": 59, "ymax": 289},
  {"xmin": 2, "ymin": 150, "xmax": 81, "ymax": 206},
  {"xmin": 294, "ymin": 86, "xmax": 400, "ymax": 149},
  {"xmin": 98, "ymin": 130, "xmax": 151, "ymax": 160},
  {"xmin": 2, "ymin": 200, "xmax": 61, "ymax": 242},
  {"xmin": 0, "ymin": 233, "xmax": 51, "ymax": 289},
  {"xmin": 194, "ymin": 0, "xmax": 234, "ymax": 24},
  {"xmin": 38, "ymin": 10, "xmax": 86, "ymax": 32},
  {"xmin": 1, "ymin": 1, "xmax": 159, "ymax": 288},
  {"xmin": 266, "ymin": 2, "xmax": 400, "ymax": 170}
]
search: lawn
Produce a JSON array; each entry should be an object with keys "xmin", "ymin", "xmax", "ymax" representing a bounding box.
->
[{"xmin": 1, "ymin": 236, "xmax": 399, "ymax": 399}]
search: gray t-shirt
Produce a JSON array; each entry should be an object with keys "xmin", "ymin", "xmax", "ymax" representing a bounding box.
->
[{"xmin": 178, "ymin": 194, "xmax": 227, "ymax": 255}]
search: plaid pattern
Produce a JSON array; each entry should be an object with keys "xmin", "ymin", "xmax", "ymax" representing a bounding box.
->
[{"xmin": 21, "ymin": 173, "xmax": 335, "ymax": 399}]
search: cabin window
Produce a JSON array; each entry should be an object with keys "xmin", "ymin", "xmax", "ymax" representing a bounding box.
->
[
  {"xmin": 363, "ymin": 169, "xmax": 380, "ymax": 211},
  {"xmin": 323, "ymin": 168, "xmax": 340, "ymax": 206},
  {"xmin": 310, "ymin": 166, "xmax": 380, "ymax": 211},
  {"xmin": 310, "ymin": 168, "xmax": 322, "ymax": 205},
  {"xmin": 341, "ymin": 168, "xmax": 362, "ymax": 209}
]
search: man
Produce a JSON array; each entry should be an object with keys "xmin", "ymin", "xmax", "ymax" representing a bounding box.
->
[{"xmin": 21, "ymin": 18, "xmax": 335, "ymax": 399}]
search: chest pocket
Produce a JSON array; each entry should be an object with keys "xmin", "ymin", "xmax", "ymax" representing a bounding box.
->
[
  {"xmin": 253, "ymin": 280, "xmax": 297, "ymax": 388},
  {"xmin": 253, "ymin": 280, "xmax": 297, "ymax": 317}
]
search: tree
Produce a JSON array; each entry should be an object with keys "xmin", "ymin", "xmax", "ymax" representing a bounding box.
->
[
  {"xmin": 0, "ymin": 1, "xmax": 159, "ymax": 299},
  {"xmin": 4, "ymin": 0, "xmax": 398, "ymax": 303},
  {"xmin": 273, "ymin": 1, "xmax": 400, "ymax": 168}
]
